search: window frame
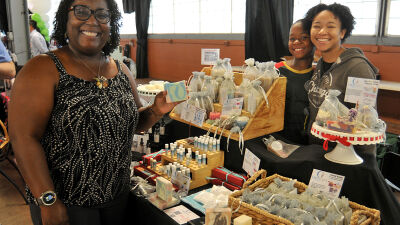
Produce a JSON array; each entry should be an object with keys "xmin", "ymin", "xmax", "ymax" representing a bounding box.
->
[{"xmin": 120, "ymin": 0, "xmax": 400, "ymax": 46}]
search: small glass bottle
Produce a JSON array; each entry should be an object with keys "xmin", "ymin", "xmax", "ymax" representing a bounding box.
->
[{"xmin": 159, "ymin": 118, "xmax": 166, "ymax": 135}]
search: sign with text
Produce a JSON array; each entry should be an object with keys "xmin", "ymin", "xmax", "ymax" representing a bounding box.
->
[
  {"xmin": 308, "ymin": 169, "xmax": 345, "ymax": 199},
  {"xmin": 344, "ymin": 77, "xmax": 379, "ymax": 107},
  {"xmin": 221, "ymin": 97, "xmax": 243, "ymax": 116},
  {"xmin": 180, "ymin": 103, "xmax": 206, "ymax": 127},
  {"xmin": 201, "ymin": 48, "xmax": 220, "ymax": 65},
  {"xmin": 242, "ymin": 148, "xmax": 260, "ymax": 176}
]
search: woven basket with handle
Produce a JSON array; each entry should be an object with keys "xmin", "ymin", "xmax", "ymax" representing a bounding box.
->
[{"xmin": 228, "ymin": 169, "xmax": 380, "ymax": 225}]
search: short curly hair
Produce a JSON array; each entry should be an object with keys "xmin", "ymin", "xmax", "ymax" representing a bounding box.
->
[
  {"xmin": 292, "ymin": 19, "xmax": 311, "ymax": 35},
  {"xmin": 52, "ymin": 0, "xmax": 121, "ymax": 55},
  {"xmin": 304, "ymin": 3, "xmax": 355, "ymax": 43}
]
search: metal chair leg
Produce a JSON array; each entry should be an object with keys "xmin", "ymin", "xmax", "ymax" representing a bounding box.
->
[{"xmin": 0, "ymin": 168, "xmax": 29, "ymax": 204}]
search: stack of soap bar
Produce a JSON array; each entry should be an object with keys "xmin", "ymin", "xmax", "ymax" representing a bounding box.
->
[
  {"xmin": 156, "ymin": 176, "xmax": 173, "ymax": 202},
  {"xmin": 164, "ymin": 80, "xmax": 187, "ymax": 103},
  {"xmin": 233, "ymin": 215, "xmax": 252, "ymax": 225}
]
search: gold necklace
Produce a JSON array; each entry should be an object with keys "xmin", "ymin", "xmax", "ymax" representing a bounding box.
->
[{"xmin": 71, "ymin": 50, "xmax": 109, "ymax": 89}]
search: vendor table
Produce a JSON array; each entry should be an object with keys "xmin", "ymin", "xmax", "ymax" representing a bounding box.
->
[{"xmin": 129, "ymin": 120, "xmax": 400, "ymax": 225}]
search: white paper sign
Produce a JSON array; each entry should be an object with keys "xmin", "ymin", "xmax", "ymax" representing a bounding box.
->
[
  {"xmin": 192, "ymin": 107, "xmax": 206, "ymax": 127},
  {"xmin": 221, "ymin": 98, "xmax": 244, "ymax": 116},
  {"xmin": 180, "ymin": 103, "xmax": 194, "ymax": 122},
  {"xmin": 164, "ymin": 205, "xmax": 200, "ymax": 225},
  {"xmin": 344, "ymin": 77, "xmax": 379, "ymax": 107},
  {"xmin": 201, "ymin": 48, "xmax": 220, "ymax": 65},
  {"xmin": 308, "ymin": 169, "xmax": 345, "ymax": 199},
  {"xmin": 242, "ymin": 148, "xmax": 261, "ymax": 176},
  {"xmin": 180, "ymin": 103, "xmax": 206, "ymax": 127}
]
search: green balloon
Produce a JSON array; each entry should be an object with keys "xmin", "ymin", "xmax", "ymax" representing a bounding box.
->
[
  {"xmin": 31, "ymin": 13, "xmax": 41, "ymax": 22},
  {"xmin": 37, "ymin": 21, "xmax": 45, "ymax": 28},
  {"xmin": 45, "ymin": 36, "xmax": 50, "ymax": 42},
  {"xmin": 41, "ymin": 29, "xmax": 48, "ymax": 36}
]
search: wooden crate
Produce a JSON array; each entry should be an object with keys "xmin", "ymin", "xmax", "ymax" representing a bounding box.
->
[
  {"xmin": 147, "ymin": 139, "xmax": 224, "ymax": 190},
  {"xmin": 169, "ymin": 76, "xmax": 287, "ymax": 141}
]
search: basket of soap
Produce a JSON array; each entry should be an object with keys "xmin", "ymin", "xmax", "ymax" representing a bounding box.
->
[{"xmin": 228, "ymin": 170, "xmax": 380, "ymax": 225}]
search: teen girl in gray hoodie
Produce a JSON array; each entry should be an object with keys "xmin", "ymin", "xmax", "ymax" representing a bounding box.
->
[{"xmin": 304, "ymin": 3, "xmax": 378, "ymax": 154}]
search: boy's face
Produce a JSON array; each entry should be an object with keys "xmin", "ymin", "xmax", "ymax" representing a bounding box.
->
[{"xmin": 288, "ymin": 23, "xmax": 314, "ymax": 60}]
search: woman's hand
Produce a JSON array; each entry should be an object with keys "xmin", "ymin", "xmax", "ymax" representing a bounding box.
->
[
  {"xmin": 41, "ymin": 201, "xmax": 69, "ymax": 225},
  {"xmin": 151, "ymin": 90, "xmax": 184, "ymax": 116}
]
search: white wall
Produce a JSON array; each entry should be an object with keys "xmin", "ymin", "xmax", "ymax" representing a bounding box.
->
[{"xmin": 27, "ymin": 0, "xmax": 61, "ymax": 34}]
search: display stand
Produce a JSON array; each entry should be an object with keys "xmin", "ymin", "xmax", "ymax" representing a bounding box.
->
[
  {"xmin": 311, "ymin": 122, "xmax": 385, "ymax": 165},
  {"xmin": 169, "ymin": 77, "xmax": 287, "ymax": 141},
  {"xmin": 146, "ymin": 139, "xmax": 224, "ymax": 190},
  {"xmin": 137, "ymin": 81, "xmax": 168, "ymax": 106}
]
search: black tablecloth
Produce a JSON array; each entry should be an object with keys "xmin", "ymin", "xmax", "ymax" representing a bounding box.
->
[{"xmin": 129, "ymin": 120, "xmax": 400, "ymax": 225}]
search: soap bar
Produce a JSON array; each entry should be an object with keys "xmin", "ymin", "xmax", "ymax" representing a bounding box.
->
[
  {"xmin": 156, "ymin": 176, "xmax": 173, "ymax": 202},
  {"xmin": 164, "ymin": 80, "xmax": 187, "ymax": 103},
  {"xmin": 233, "ymin": 215, "xmax": 252, "ymax": 225}
]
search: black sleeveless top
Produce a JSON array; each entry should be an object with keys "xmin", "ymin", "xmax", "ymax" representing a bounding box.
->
[{"xmin": 27, "ymin": 52, "xmax": 139, "ymax": 207}]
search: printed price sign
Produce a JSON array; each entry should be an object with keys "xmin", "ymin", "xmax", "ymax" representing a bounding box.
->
[
  {"xmin": 192, "ymin": 108, "xmax": 206, "ymax": 127},
  {"xmin": 308, "ymin": 169, "xmax": 345, "ymax": 199},
  {"xmin": 180, "ymin": 103, "xmax": 206, "ymax": 127},
  {"xmin": 201, "ymin": 48, "xmax": 220, "ymax": 65},
  {"xmin": 242, "ymin": 148, "xmax": 260, "ymax": 176},
  {"xmin": 221, "ymin": 98, "xmax": 243, "ymax": 116},
  {"xmin": 344, "ymin": 77, "xmax": 379, "ymax": 107},
  {"xmin": 180, "ymin": 103, "xmax": 192, "ymax": 122}
]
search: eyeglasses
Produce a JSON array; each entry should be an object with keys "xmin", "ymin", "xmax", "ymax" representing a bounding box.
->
[
  {"xmin": 69, "ymin": 5, "xmax": 111, "ymax": 24},
  {"xmin": 289, "ymin": 36, "xmax": 310, "ymax": 43}
]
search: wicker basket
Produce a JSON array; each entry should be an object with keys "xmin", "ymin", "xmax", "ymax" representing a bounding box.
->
[{"xmin": 228, "ymin": 170, "xmax": 381, "ymax": 225}]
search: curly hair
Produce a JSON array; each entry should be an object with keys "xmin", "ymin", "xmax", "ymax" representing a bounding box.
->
[
  {"xmin": 52, "ymin": 0, "xmax": 121, "ymax": 55},
  {"xmin": 304, "ymin": 3, "xmax": 355, "ymax": 43}
]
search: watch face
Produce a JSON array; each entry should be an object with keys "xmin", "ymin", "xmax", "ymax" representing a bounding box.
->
[{"xmin": 42, "ymin": 192, "xmax": 56, "ymax": 205}]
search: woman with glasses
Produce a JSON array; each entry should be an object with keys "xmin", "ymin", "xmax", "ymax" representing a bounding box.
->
[
  {"xmin": 275, "ymin": 19, "xmax": 314, "ymax": 145},
  {"xmin": 9, "ymin": 0, "xmax": 178, "ymax": 224},
  {"xmin": 303, "ymin": 3, "xmax": 378, "ymax": 154}
]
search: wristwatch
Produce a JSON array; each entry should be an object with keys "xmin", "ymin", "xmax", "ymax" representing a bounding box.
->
[{"xmin": 34, "ymin": 191, "xmax": 57, "ymax": 206}]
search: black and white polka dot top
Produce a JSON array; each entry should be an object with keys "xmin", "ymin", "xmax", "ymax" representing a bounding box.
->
[{"xmin": 29, "ymin": 52, "xmax": 139, "ymax": 207}]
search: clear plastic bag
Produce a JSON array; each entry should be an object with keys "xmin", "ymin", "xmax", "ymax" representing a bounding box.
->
[
  {"xmin": 188, "ymin": 71, "xmax": 203, "ymax": 92},
  {"xmin": 211, "ymin": 59, "xmax": 226, "ymax": 80},
  {"xmin": 199, "ymin": 92, "xmax": 214, "ymax": 119},
  {"xmin": 245, "ymin": 80, "xmax": 263, "ymax": 115},
  {"xmin": 256, "ymin": 61, "xmax": 279, "ymax": 93},
  {"xmin": 315, "ymin": 90, "xmax": 349, "ymax": 126},
  {"xmin": 356, "ymin": 104, "xmax": 386, "ymax": 133},
  {"xmin": 218, "ymin": 72, "xmax": 236, "ymax": 105},
  {"xmin": 243, "ymin": 58, "xmax": 259, "ymax": 81},
  {"xmin": 187, "ymin": 92, "xmax": 201, "ymax": 108},
  {"xmin": 201, "ymin": 76, "xmax": 216, "ymax": 102},
  {"xmin": 262, "ymin": 135, "xmax": 300, "ymax": 158},
  {"xmin": 222, "ymin": 58, "xmax": 233, "ymax": 73}
]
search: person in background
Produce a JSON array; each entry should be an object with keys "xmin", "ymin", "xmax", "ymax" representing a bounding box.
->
[
  {"xmin": 0, "ymin": 39, "xmax": 15, "ymax": 79},
  {"xmin": 304, "ymin": 3, "xmax": 378, "ymax": 154},
  {"xmin": 275, "ymin": 19, "xmax": 314, "ymax": 145},
  {"xmin": 29, "ymin": 17, "xmax": 49, "ymax": 57},
  {"xmin": 9, "ymin": 0, "xmax": 179, "ymax": 225}
]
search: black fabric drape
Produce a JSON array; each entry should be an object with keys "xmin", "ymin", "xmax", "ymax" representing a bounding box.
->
[
  {"xmin": 122, "ymin": 0, "xmax": 151, "ymax": 78},
  {"xmin": 122, "ymin": 0, "xmax": 135, "ymax": 13},
  {"xmin": 0, "ymin": 0, "xmax": 9, "ymax": 32},
  {"xmin": 245, "ymin": 0, "xmax": 293, "ymax": 62}
]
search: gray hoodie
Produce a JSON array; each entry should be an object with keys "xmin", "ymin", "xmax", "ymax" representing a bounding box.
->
[{"xmin": 305, "ymin": 48, "xmax": 379, "ymax": 153}]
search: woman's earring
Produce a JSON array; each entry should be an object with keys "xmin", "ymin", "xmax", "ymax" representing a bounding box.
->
[{"xmin": 64, "ymin": 33, "xmax": 69, "ymax": 43}]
